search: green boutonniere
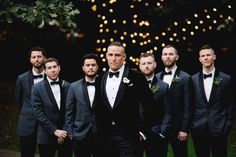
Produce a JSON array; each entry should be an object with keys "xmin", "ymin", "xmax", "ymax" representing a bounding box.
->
[
  {"xmin": 172, "ymin": 75, "xmax": 180, "ymax": 83},
  {"xmin": 62, "ymin": 80, "xmax": 66, "ymax": 87},
  {"xmin": 150, "ymin": 84, "xmax": 159, "ymax": 94},
  {"xmin": 213, "ymin": 77, "xmax": 222, "ymax": 86}
]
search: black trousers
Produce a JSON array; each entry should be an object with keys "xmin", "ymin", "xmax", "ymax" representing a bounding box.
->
[
  {"xmin": 99, "ymin": 126, "xmax": 140, "ymax": 157},
  {"xmin": 38, "ymin": 138, "xmax": 72, "ymax": 157},
  {"xmin": 19, "ymin": 134, "xmax": 37, "ymax": 157},
  {"xmin": 192, "ymin": 126, "xmax": 227, "ymax": 157}
]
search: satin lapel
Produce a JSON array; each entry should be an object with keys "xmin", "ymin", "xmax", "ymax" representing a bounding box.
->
[
  {"xmin": 169, "ymin": 69, "xmax": 180, "ymax": 90},
  {"xmin": 82, "ymin": 79, "xmax": 92, "ymax": 108},
  {"xmin": 91, "ymin": 80, "xmax": 99, "ymax": 109},
  {"xmin": 160, "ymin": 71, "xmax": 165, "ymax": 80},
  {"xmin": 151, "ymin": 76, "xmax": 158, "ymax": 88},
  {"xmin": 28, "ymin": 71, "xmax": 34, "ymax": 93},
  {"xmin": 101, "ymin": 72, "xmax": 112, "ymax": 110},
  {"xmin": 199, "ymin": 72, "xmax": 208, "ymax": 104},
  {"xmin": 113, "ymin": 66, "xmax": 129, "ymax": 109},
  {"xmin": 44, "ymin": 79, "xmax": 60, "ymax": 111},
  {"xmin": 208, "ymin": 71, "xmax": 219, "ymax": 105},
  {"xmin": 59, "ymin": 80, "xmax": 65, "ymax": 113}
]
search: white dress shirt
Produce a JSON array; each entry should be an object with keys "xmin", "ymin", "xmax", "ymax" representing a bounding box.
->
[
  {"xmin": 85, "ymin": 78, "xmax": 96, "ymax": 107},
  {"xmin": 163, "ymin": 66, "xmax": 177, "ymax": 87},
  {"xmin": 32, "ymin": 70, "xmax": 44, "ymax": 84},
  {"xmin": 48, "ymin": 77, "xmax": 61, "ymax": 109},
  {"xmin": 203, "ymin": 69, "xmax": 215, "ymax": 101}
]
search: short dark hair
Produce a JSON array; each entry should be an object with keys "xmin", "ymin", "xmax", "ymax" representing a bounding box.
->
[
  {"xmin": 81, "ymin": 53, "xmax": 99, "ymax": 66},
  {"xmin": 28, "ymin": 46, "xmax": 46, "ymax": 58},
  {"xmin": 199, "ymin": 44, "xmax": 214, "ymax": 52},
  {"xmin": 107, "ymin": 41, "xmax": 125, "ymax": 53},
  {"xmin": 43, "ymin": 57, "xmax": 59, "ymax": 69}
]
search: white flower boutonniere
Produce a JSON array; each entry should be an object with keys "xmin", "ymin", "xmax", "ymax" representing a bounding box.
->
[
  {"xmin": 172, "ymin": 75, "xmax": 180, "ymax": 83},
  {"xmin": 123, "ymin": 77, "xmax": 130, "ymax": 84},
  {"xmin": 150, "ymin": 84, "xmax": 160, "ymax": 94}
]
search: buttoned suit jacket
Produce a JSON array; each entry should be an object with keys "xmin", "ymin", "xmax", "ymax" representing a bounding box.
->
[
  {"xmin": 191, "ymin": 70, "xmax": 234, "ymax": 138},
  {"xmin": 95, "ymin": 66, "xmax": 154, "ymax": 139},
  {"xmin": 156, "ymin": 68, "xmax": 193, "ymax": 133},
  {"xmin": 65, "ymin": 78, "xmax": 98, "ymax": 141},
  {"xmin": 15, "ymin": 71, "xmax": 38, "ymax": 136},
  {"xmin": 31, "ymin": 79, "xmax": 70, "ymax": 144}
]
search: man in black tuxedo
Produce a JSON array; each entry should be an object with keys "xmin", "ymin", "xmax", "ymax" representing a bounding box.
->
[
  {"xmin": 95, "ymin": 41, "xmax": 154, "ymax": 157},
  {"xmin": 65, "ymin": 53, "xmax": 101, "ymax": 157},
  {"xmin": 156, "ymin": 45, "xmax": 193, "ymax": 157},
  {"xmin": 139, "ymin": 53, "xmax": 172, "ymax": 157},
  {"xmin": 31, "ymin": 58, "xmax": 72, "ymax": 157},
  {"xmin": 15, "ymin": 47, "xmax": 46, "ymax": 157},
  {"xmin": 191, "ymin": 45, "xmax": 234, "ymax": 157}
]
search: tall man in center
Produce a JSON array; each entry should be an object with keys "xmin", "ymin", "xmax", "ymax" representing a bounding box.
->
[{"xmin": 95, "ymin": 41, "xmax": 154, "ymax": 157}]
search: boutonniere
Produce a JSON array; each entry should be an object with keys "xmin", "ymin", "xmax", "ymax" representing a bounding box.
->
[
  {"xmin": 123, "ymin": 77, "xmax": 130, "ymax": 84},
  {"xmin": 61, "ymin": 80, "xmax": 66, "ymax": 87},
  {"xmin": 150, "ymin": 84, "xmax": 159, "ymax": 94},
  {"xmin": 213, "ymin": 77, "xmax": 222, "ymax": 86},
  {"xmin": 172, "ymin": 75, "xmax": 180, "ymax": 83}
]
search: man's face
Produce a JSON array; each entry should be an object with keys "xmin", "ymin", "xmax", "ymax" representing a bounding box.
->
[
  {"xmin": 199, "ymin": 49, "xmax": 216, "ymax": 68},
  {"xmin": 106, "ymin": 45, "xmax": 126, "ymax": 71},
  {"xmin": 161, "ymin": 47, "xmax": 179, "ymax": 68},
  {"xmin": 44, "ymin": 61, "xmax": 60, "ymax": 80},
  {"xmin": 82, "ymin": 59, "xmax": 98, "ymax": 78},
  {"xmin": 139, "ymin": 56, "xmax": 156, "ymax": 77},
  {"xmin": 30, "ymin": 51, "xmax": 46, "ymax": 69}
]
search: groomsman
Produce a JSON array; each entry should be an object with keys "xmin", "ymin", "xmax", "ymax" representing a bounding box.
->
[
  {"xmin": 65, "ymin": 53, "xmax": 101, "ymax": 157},
  {"xmin": 156, "ymin": 44, "xmax": 193, "ymax": 157},
  {"xmin": 31, "ymin": 57, "xmax": 72, "ymax": 157},
  {"xmin": 95, "ymin": 41, "xmax": 154, "ymax": 157},
  {"xmin": 139, "ymin": 53, "xmax": 172, "ymax": 157},
  {"xmin": 191, "ymin": 44, "xmax": 234, "ymax": 157},
  {"xmin": 15, "ymin": 47, "xmax": 46, "ymax": 157}
]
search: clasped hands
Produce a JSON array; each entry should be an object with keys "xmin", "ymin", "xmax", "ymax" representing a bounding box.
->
[{"xmin": 54, "ymin": 129, "xmax": 68, "ymax": 144}]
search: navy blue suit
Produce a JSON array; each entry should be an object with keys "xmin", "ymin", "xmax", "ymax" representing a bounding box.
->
[
  {"xmin": 156, "ymin": 69, "xmax": 193, "ymax": 157},
  {"xmin": 191, "ymin": 70, "xmax": 234, "ymax": 157},
  {"xmin": 31, "ymin": 79, "xmax": 72, "ymax": 157},
  {"xmin": 15, "ymin": 71, "xmax": 40, "ymax": 157},
  {"xmin": 65, "ymin": 78, "xmax": 100, "ymax": 157},
  {"xmin": 95, "ymin": 66, "xmax": 154, "ymax": 157}
]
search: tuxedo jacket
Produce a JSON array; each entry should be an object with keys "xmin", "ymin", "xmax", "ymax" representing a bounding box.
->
[
  {"xmin": 65, "ymin": 78, "xmax": 99, "ymax": 141},
  {"xmin": 156, "ymin": 68, "xmax": 193, "ymax": 133},
  {"xmin": 191, "ymin": 70, "xmax": 234, "ymax": 138},
  {"xmin": 95, "ymin": 66, "xmax": 154, "ymax": 138},
  {"xmin": 15, "ymin": 71, "xmax": 38, "ymax": 136},
  {"xmin": 31, "ymin": 79, "xmax": 70, "ymax": 144},
  {"xmin": 148, "ymin": 76, "xmax": 172, "ymax": 137}
]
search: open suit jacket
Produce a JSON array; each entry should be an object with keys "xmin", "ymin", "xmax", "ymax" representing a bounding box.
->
[
  {"xmin": 156, "ymin": 68, "xmax": 193, "ymax": 134},
  {"xmin": 148, "ymin": 76, "xmax": 172, "ymax": 137},
  {"xmin": 15, "ymin": 71, "xmax": 38, "ymax": 136},
  {"xmin": 95, "ymin": 66, "xmax": 154, "ymax": 139},
  {"xmin": 31, "ymin": 79, "xmax": 70, "ymax": 144},
  {"xmin": 191, "ymin": 70, "xmax": 234, "ymax": 138},
  {"xmin": 65, "ymin": 78, "xmax": 98, "ymax": 141}
]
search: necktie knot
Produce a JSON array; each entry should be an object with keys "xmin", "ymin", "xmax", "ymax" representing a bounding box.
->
[
  {"xmin": 50, "ymin": 81, "xmax": 60, "ymax": 85},
  {"xmin": 163, "ymin": 71, "xmax": 172, "ymax": 75},
  {"xmin": 109, "ymin": 71, "xmax": 120, "ymax": 78},
  {"xmin": 86, "ymin": 82, "xmax": 95, "ymax": 86},
  {"xmin": 203, "ymin": 73, "xmax": 212, "ymax": 79},
  {"xmin": 33, "ymin": 74, "xmax": 43, "ymax": 79}
]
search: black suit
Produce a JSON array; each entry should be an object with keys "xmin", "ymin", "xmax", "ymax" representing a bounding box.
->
[
  {"xmin": 140, "ymin": 76, "xmax": 172, "ymax": 157},
  {"xmin": 15, "ymin": 71, "xmax": 42, "ymax": 157},
  {"xmin": 31, "ymin": 79, "xmax": 72, "ymax": 157},
  {"xmin": 95, "ymin": 66, "xmax": 154, "ymax": 157},
  {"xmin": 191, "ymin": 70, "xmax": 234, "ymax": 157},
  {"xmin": 65, "ymin": 78, "xmax": 100, "ymax": 157},
  {"xmin": 156, "ymin": 69, "xmax": 193, "ymax": 157}
]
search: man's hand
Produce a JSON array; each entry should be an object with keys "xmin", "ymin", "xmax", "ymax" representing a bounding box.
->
[{"xmin": 177, "ymin": 131, "xmax": 187, "ymax": 141}]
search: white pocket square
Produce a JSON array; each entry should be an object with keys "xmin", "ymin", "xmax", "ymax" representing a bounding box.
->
[{"xmin": 128, "ymin": 83, "xmax": 133, "ymax": 87}]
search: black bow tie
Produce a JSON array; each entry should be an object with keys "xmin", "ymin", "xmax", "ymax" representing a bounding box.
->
[
  {"xmin": 86, "ymin": 82, "xmax": 95, "ymax": 86},
  {"xmin": 33, "ymin": 74, "xmax": 43, "ymax": 79},
  {"xmin": 109, "ymin": 71, "xmax": 120, "ymax": 78},
  {"xmin": 203, "ymin": 73, "xmax": 212, "ymax": 79},
  {"xmin": 163, "ymin": 71, "xmax": 172, "ymax": 75},
  {"xmin": 50, "ymin": 81, "xmax": 60, "ymax": 85},
  {"xmin": 147, "ymin": 80, "xmax": 152, "ymax": 84}
]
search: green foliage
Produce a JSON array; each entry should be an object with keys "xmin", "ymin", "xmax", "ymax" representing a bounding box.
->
[{"xmin": 0, "ymin": 0, "xmax": 80, "ymax": 30}]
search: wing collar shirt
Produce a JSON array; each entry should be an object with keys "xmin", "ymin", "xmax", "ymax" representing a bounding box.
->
[
  {"xmin": 48, "ymin": 77, "xmax": 61, "ymax": 109},
  {"xmin": 106, "ymin": 64, "xmax": 125, "ymax": 108},
  {"xmin": 203, "ymin": 68, "xmax": 215, "ymax": 101},
  {"xmin": 163, "ymin": 65, "xmax": 177, "ymax": 87}
]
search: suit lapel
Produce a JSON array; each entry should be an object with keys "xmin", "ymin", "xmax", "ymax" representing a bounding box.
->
[
  {"xmin": 101, "ymin": 72, "xmax": 113, "ymax": 110},
  {"xmin": 82, "ymin": 79, "xmax": 92, "ymax": 108},
  {"xmin": 44, "ymin": 79, "xmax": 60, "ymax": 111},
  {"xmin": 198, "ymin": 72, "xmax": 208, "ymax": 104},
  {"xmin": 28, "ymin": 71, "xmax": 34, "ymax": 92},
  {"xmin": 113, "ymin": 66, "xmax": 129, "ymax": 109},
  {"xmin": 169, "ymin": 69, "xmax": 180, "ymax": 90},
  {"xmin": 208, "ymin": 71, "xmax": 219, "ymax": 105}
]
